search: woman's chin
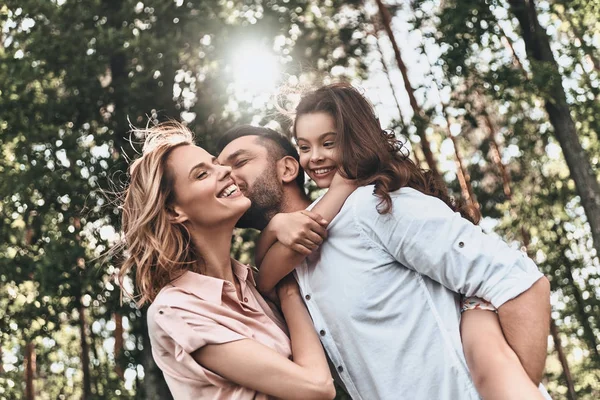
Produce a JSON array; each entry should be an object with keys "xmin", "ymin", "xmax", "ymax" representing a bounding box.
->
[{"xmin": 235, "ymin": 196, "xmax": 252, "ymax": 215}]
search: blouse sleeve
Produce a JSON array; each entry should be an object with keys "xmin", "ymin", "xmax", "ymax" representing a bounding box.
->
[{"xmin": 150, "ymin": 304, "xmax": 247, "ymax": 354}]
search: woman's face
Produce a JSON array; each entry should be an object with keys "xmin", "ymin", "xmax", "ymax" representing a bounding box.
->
[
  {"xmin": 167, "ymin": 144, "xmax": 250, "ymax": 229},
  {"xmin": 295, "ymin": 112, "xmax": 340, "ymax": 188}
]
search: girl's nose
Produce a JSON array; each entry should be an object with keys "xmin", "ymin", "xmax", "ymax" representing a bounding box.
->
[{"xmin": 310, "ymin": 148, "xmax": 324, "ymax": 163}]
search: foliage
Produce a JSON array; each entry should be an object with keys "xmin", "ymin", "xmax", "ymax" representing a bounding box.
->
[{"xmin": 0, "ymin": 0, "xmax": 598, "ymax": 399}]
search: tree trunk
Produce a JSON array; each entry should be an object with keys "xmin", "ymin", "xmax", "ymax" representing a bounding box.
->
[
  {"xmin": 448, "ymin": 129, "xmax": 478, "ymax": 210},
  {"xmin": 78, "ymin": 299, "xmax": 92, "ymax": 400},
  {"xmin": 24, "ymin": 341, "xmax": 36, "ymax": 400},
  {"xmin": 498, "ymin": 24, "xmax": 528, "ymax": 77},
  {"xmin": 554, "ymin": 6, "xmax": 600, "ymax": 72},
  {"xmin": 114, "ymin": 312, "xmax": 124, "ymax": 379},
  {"xmin": 0, "ymin": 346, "xmax": 4, "ymax": 374},
  {"xmin": 372, "ymin": 28, "xmax": 422, "ymax": 167},
  {"xmin": 374, "ymin": 0, "xmax": 441, "ymax": 179},
  {"xmin": 508, "ymin": 0, "xmax": 600, "ymax": 261},
  {"xmin": 564, "ymin": 260, "xmax": 600, "ymax": 364},
  {"xmin": 549, "ymin": 319, "xmax": 577, "ymax": 400},
  {"xmin": 373, "ymin": 30, "xmax": 406, "ymax": 130},
  {"xmin": 482, "ymin": 110, "xmax": 512, "ymax": 199},
  {"xmin": 550, "ymin": 223, "xmax": 600, "ymax": 365}
]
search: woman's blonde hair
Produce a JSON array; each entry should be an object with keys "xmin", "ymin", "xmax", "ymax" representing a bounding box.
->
[{"xmin": 119, "ymin": 121, "xmax": 197, "ymax": 306}]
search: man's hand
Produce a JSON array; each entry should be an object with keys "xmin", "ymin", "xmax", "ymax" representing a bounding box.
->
[{"xmin": 268, "ymin": 211, "xmax": 328, "ymax": 256}]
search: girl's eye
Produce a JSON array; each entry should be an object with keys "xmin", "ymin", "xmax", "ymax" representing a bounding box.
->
[
  {"xmin": 196, "ymin": 171, "xmax": 208, "ymax": 179},
  {"xmin": 299, "ymin": 146, "xmax": 310, "ymax": 152},
  {"xmin": 324, "ymin": 141, "xmax": 335, "ymax": 147}
]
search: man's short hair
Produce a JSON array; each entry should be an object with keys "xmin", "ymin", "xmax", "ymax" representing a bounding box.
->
[{"xmin": 217, "ymin": 125, "xmax": 305, "ymax": 189}]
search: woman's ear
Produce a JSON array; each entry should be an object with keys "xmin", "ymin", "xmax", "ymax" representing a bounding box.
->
[
  {"xmin": 167, "ymin": 205, "xmax": 189, "ymax": 224},
  {"xmin": 278, "ymin": 156, "xmax": 300, "ymax": 184}
]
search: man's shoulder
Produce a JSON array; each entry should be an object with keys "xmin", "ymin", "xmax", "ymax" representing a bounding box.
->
[{"xmin": 349, "ymin": 185, "xmax": 452, "ymax": 221}]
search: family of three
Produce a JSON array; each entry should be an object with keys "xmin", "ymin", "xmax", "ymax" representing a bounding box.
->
[{"xmin": 119, "ymin": 83, "xmax": 552, "ymax": 399}]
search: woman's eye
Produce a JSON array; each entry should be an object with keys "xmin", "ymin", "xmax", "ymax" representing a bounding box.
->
[
  {"xmin": 299, "ymin": 146, "xmax": 310, "ymax": 152},
  {"xmin": 196, "ymin": 171, "xmax": 208, "ymax": 179},
  {"xmin": 324, "ymin": 141, "xmax": 335, "ymax": 147}
]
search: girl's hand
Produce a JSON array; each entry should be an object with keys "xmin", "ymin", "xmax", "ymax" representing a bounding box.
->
[
  {"xmin": 329, "ymin": 171, "xmax": 358, "ymax": 190},
  {"xmin": 268, "ymin": 211, "xmax": 328, "ymax": 255}
]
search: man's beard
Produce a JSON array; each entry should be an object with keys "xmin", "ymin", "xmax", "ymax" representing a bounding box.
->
[{"xmin": 236, "ymin": 170, "xmax": 284, "ymax": 230}]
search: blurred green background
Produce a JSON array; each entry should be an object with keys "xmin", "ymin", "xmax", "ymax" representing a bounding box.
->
[{"xmin": 1, "ymin": 0, "xmax": 599, "ymax": 399}]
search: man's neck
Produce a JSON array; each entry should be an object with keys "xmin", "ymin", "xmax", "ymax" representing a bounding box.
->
[{"xmin": 280, "ymin": 185, "xmax": 311, "ymax": 213}]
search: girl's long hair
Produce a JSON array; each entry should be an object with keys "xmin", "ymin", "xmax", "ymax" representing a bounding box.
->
[
  {"xmin": 294, "ymin": 83, "xmax": 480, "ymax": 224},
  {"xmin": 119, "ymin": 122, "xmax": 199, "ymax": 306}
]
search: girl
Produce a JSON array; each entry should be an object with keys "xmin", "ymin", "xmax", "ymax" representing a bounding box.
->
[
  {"xmin": 118, "ymin": 122, "xmax": 335, "ymax": 399},
  {"xmin": 255, "ymin": 84, "xmax": 549, "ymax": 399}
]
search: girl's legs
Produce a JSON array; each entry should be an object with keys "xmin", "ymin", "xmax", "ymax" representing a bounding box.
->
[{"xmin": 460, "ymin": 300, "xmax": 544, "ymax": 400}]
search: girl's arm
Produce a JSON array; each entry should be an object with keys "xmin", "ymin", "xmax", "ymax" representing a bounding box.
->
[
  {"xmin": 193, "ymin": 275, "xmax": 335, "ymax": 400},
  {"xmin": 255, "ymin": 210, "xmax": 328, "ymax": 267},
  {"xmin": 256, "ymin": 174, "xmax": 356, "ymax": 294},
  {"xmin": 461, "ymin": 309, "xmax": 545, "ymax": 400}
]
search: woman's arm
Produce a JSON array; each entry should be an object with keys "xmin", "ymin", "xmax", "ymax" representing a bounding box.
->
[
  {"xmin": 256, "ymin": 174, "xmax": 357, "ymax": 293},
  {"xmin": 461, "ymin": 309, "xmax": 544, "ymax": 400},
  {"xmin": 192, "ymin": 276, "xmax": 335, "ymax": 400}
]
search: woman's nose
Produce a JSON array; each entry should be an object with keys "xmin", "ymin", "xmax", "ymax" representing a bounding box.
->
[{"xmin": 216, "ymin": 164, "xmax": 233, "ymax": 180}]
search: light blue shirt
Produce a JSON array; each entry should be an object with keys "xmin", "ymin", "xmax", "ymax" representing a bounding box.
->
[{"xmin": 297, "ymin": 185, "xmax": 546, "ymax": 399}]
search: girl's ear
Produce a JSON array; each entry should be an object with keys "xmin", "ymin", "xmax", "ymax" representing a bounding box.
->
[
  {"xmin": 278, "ymin": 156, "xmax": 300, "ymax": 184},
  {"xmin": 167, "ymin": 205, "xmax": 189, "ymax": 224}
]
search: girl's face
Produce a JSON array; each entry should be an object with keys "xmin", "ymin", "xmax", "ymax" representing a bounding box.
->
[{"xmin": 295, "ymin": 112, "xmax": 340, "ymax": 188}]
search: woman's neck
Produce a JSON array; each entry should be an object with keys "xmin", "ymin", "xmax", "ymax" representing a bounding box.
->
[{"xmin": 189, "ymin": 224, "xmax": 235, "ymax": 282}]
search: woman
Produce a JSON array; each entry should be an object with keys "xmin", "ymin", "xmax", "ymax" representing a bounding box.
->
[
  {"xmin": 118, "ymin": 122, "xmax": 335, "ymax": 399},
  {"xmin": 255, "ymin": 83, "xmax": 549, "ymax": 399}
]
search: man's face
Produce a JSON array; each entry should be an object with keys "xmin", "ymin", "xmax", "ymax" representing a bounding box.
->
[{"xmin": 217, "ymin": 135, "xmax": 284, "ymax": 230}]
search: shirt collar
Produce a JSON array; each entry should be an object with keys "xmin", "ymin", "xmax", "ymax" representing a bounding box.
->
[
  {"xmin": 232, "ymin": 258, "xmax": 256, "ymax": 286},
  {"xmin": 169, "ymin": 258, "xmax": 255, "ymax": 304}
]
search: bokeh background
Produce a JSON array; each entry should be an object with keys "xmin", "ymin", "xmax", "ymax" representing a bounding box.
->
[{"xmin": 1, "ymin": 0, "xmax": 599, "ymax": 399}]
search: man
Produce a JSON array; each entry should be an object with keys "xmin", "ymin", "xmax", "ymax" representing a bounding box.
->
[{"xmin": 217, "ymin": 125, "xmax": 551, "ymax": 399}]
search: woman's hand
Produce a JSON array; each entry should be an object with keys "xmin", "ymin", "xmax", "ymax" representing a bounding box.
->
[
  {"xmin": 277, "ymin": 273, "xmax": 301, "ymax": 301},
  {"xmin": 267, "ymin": 211, "xmax": 328, "ymax": 256}
]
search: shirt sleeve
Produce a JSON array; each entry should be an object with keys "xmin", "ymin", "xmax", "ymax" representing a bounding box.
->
[
  {"xmin": 353, "ymin": 187, "xmax": 544, "ymax": 308},
  {"xmin": 151, "ymin": 303, "xmax": 248, "ymax": 355}
]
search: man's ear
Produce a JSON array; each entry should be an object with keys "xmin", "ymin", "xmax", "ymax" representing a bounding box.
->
[
  {"xmin": 278, "ymin": 156, "xmax": 300, "ymax": 184},
  {"xmin": 167, "ymin": 205, "xmax": 189, "ymax": 224}
]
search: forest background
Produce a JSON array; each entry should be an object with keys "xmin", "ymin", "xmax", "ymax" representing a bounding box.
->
[{"xmin": 1, "ymin": 0, "xmax": 599, "ymax": 399}]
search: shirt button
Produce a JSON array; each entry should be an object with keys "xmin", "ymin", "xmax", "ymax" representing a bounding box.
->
[
  {"xmin": 337, "ymin": 366, "xmax": 344, "ymax": 373},
  {"xmin": 458, "ymin": 241, "xmax": 465, "ymax": 248},
  {"xmin": 244, "ymin": 297, "xmax": 248, "ymax": 302},
  {"xmin": 319, "ymin": 330, "xmax": 326, "ymax": 336},
  {"xmin": 305, "ymin": 294, "xmax": 311, "ymax": 300}
]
